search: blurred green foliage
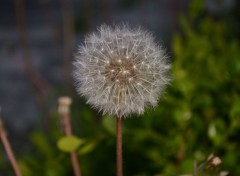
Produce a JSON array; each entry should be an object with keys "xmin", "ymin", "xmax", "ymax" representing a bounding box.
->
[{"xmin": 1, "ymin": 0, "xmax": 240, "ymax": 175}]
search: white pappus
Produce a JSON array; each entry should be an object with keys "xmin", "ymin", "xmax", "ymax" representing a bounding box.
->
[{"xmin": 73, "ymin": 24, "xmax": 171, "ymax": 117}]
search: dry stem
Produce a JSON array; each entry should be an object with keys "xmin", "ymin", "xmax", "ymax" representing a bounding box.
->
[
  {"xmin": 0, "ymin": 119, "xmax": 22, "ymax": 176},
  {"xmin": 61, "ymin": 0, "xmax": 75, "ymax": 89},
  {"xmin": 14, "ymin": 0, "xmax": 50, "ymax": 98},
  {"xmin": 14, "ymin": 0, "xmax": 51, "ymax": 129},
  {"xmin": 58, "ymin": 97, "xmax": 81, "ymax": 176}
]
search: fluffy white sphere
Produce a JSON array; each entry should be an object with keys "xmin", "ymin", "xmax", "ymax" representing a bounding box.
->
[{"xmin": 73, "ymin": 25, "xmax": 171, "ymax": 117}]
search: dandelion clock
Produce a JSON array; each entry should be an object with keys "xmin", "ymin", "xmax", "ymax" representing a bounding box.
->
[{"xmin": 73, "ymin": 24, "xmax": 171, "ymax": 176}]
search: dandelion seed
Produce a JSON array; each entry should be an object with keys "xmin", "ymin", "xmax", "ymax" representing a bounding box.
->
[{"xmin": 73, "ymin": 24, "xmax": 171, "ymax": 117}]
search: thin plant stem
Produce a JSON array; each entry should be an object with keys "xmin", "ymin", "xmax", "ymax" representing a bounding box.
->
[
  {"xmin": 14, "ymin": 0, "xmax": 51, "ymax": 97},
  {"xmin": 70, "ymin": 152, "xmax": 81, "ymax": 176},
  {"xmin": 58, "ymin": 97, "xmax": 81, "ymax": 176},
  {"xmin": 63, "ymin": 114, "xmax": 81, "ymax": 176},
  {"xmin": 116, "ymin": 117, "xmax": 123, "ymax": 176},
  {"xmin": 61, "ymin": 0, "xmax": 75, "ymax": 89},
  {"xmin": 14, "ymin": 0, "xmax": 51, "ymax": 130},
  {"xmin": 0, "ymin": 119, "xmax": 22, "ymax": 176}
]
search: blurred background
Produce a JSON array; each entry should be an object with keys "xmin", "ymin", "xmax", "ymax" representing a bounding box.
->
[{"xmin": 0, "ymin": 0, "xmax": 240, "ymax": 175}]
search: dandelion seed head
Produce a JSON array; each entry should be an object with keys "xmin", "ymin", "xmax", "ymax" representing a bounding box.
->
[{"xmin": 73, "ymin": 24, "xmax": 171, "ymax": 117}]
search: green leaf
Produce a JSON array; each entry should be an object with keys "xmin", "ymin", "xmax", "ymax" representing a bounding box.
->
[
  {"xmin": 57, "ymin": 135, "xmax": 85, "ymax": 152},
  {"xmin": 78, "ymin": 141, "xmax": 97, "ymax": 155}
]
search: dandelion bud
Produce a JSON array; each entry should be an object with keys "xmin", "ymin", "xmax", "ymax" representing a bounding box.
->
[
  {"xmin": 73, "ymin": 25, "xmax": 171, "ymax": 117},
  {"xmin": 211, "ymin": 156, "xmax": 222, "ymax": 166},
  {"xmin": 58, "ymin": 96, "xmax": 72, "ymax": 115},
  {"xmin": 207, "ymin": 153, "xmax": 222, "ymax": 167}
]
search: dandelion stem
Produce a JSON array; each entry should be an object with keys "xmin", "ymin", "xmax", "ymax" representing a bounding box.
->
[
  {"xmin": 0, "ymin": 119, "xmax": 22, "ymax": 176},
  {"xmin": 64, "ymin": 113, "xmax": 81, "ymax": 176},
  {"xmin": 116, "ymin": 116, "xmax": 123, "ymax": 176},
  {"xmin": 58, "ymin": 97, "xmax": 81, "ymax": 176}
]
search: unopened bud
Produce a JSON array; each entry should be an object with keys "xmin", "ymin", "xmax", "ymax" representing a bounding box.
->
[
  {"xmin": 58, "ymin": 96, "xmax": 72, "ymax": 115},
  {"xmin": 211, "ymin": 156, "xmax": 222, "ymax": 166},
  {"xmin": 207, "ymin": 153, "xmax": 222, "ymax": 167}
]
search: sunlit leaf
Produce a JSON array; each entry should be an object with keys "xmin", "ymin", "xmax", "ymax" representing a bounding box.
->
[{"xmin": 57, "ymin": 135, "xmax": 85, "ymax": 152}]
